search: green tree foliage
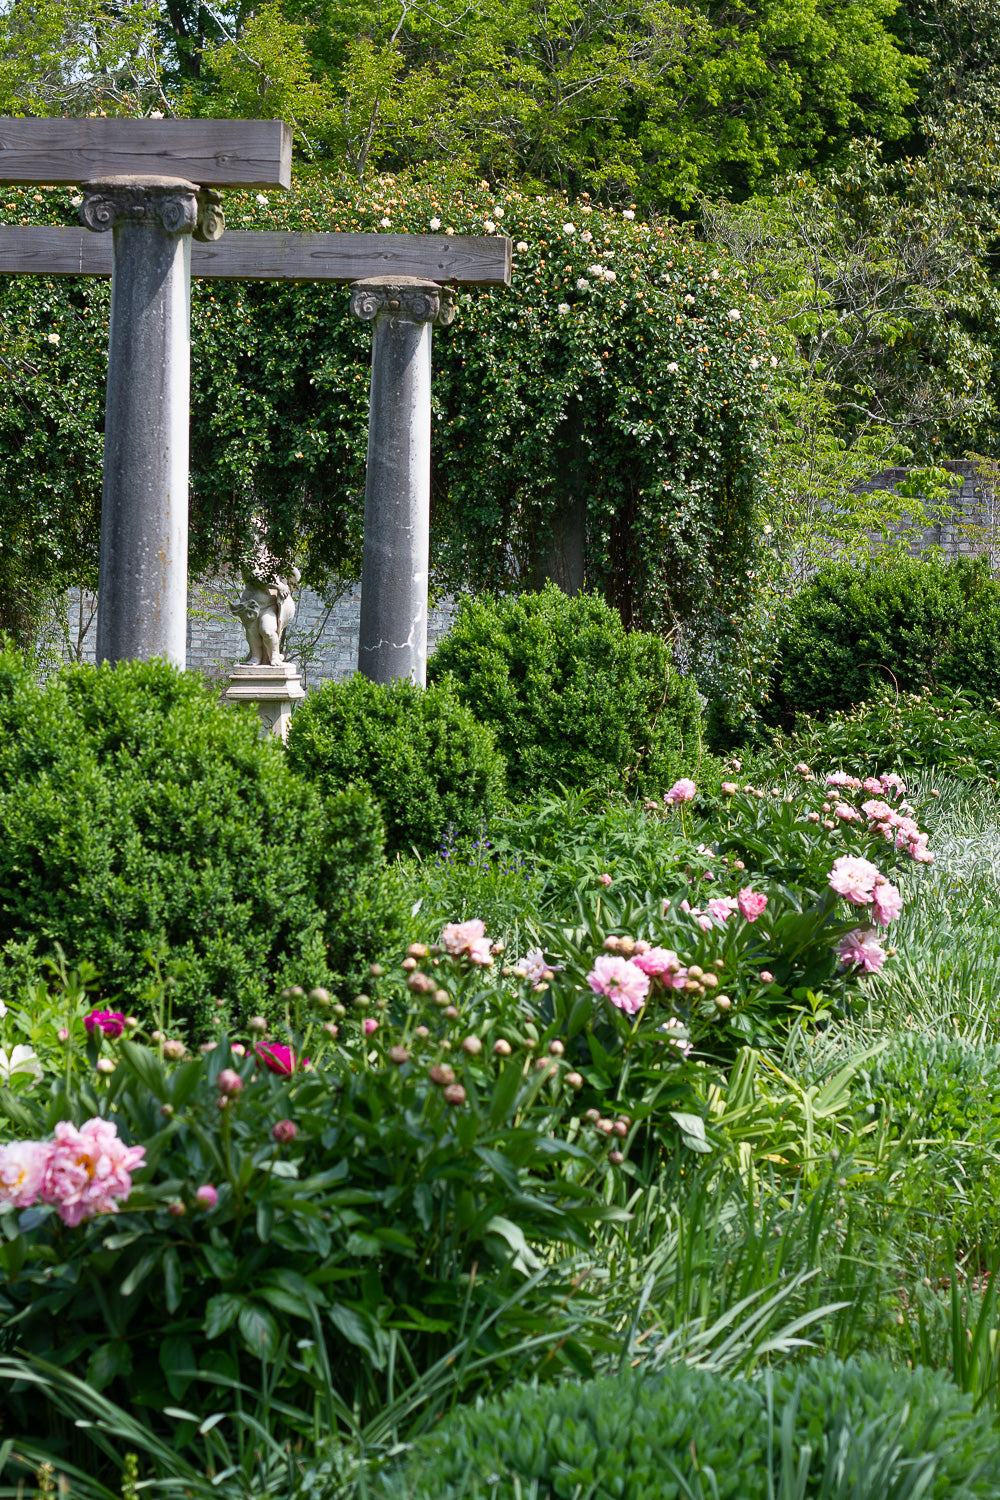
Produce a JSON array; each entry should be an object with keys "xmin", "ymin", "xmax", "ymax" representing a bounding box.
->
[{"xmin": 0, "ymin": 0, "xmax": 166, "ymax": 114}]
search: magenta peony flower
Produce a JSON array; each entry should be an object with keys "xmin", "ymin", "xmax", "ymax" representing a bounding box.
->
[
  {"xmin": 83, "ymin": 1009, "xmax": 126, "ymax": 1040},
  {"xmin": 195, "ymin": 1184, "xmax": 219, "ymax": 1208},
  {"xmin": 838, "ymin": 928, "xmax": 887, "ymax": 973},
  {"xmin": 632, "ymin": 947, "xmax": 687, "ymax": 987},
  {"xmin": 737, "ymin": 888, "xmax": 768, "ymax": 922},
  {"xmin": 871, "ymin": 879, "xmax": 903, "ymax": 926},
  {"xmin": 255, "ymin": 1042, "xmax": 309, "ymax": 1075},
  {"xmin": 0, "ymin": 1139, "xmax": 51, "ymax": 1208},
  {"xmin": 586, "ymin": 955, "xmax": 650, "ymax": 1015},
  {"xmin": 41, "ymin": 1118, "xmax": 145, "ymax": 1226},
  {"xmin": 828, "ymin": 855, "xmax": 882, "ymax": 905},
  {"xmin": 439, "ymin": 918, "xmax": 494, "ymax": 965},
  {"xmin": 665, "ymin": 778, "xmax": 697, "ymax": 805}
]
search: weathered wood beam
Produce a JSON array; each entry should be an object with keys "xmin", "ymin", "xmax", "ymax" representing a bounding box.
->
[
  {"xmin": 0, "ymin": 118, "xmax": 292, "ymax": 188},
  {"xmin": 0, "ymin": 225, "xmax": 512, "ymax": 286}
]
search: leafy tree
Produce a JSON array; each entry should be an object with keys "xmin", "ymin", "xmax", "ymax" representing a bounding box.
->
[{"xmin": 0, "ymin": 0, "xmax": 166, "ymax": 115}]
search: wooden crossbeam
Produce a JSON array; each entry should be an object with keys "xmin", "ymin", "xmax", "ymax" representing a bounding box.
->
[
  {"xmin": 0, "ymin": 118, "xmax": 292, "ymax": 188},
  {"xmin": 0, "ymin": 225, "xmax": 512, "ymax": 286}
]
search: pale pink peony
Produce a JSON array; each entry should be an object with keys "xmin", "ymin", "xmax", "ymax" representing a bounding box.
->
[
  {"xmin": 880, "ymin": 772, "xmax": 907, "ymax": 798},
  {"xmin": 439, "ymin": 918, "xmax": 494, "ymax": 965},
  {"xmin": 41, "ymin": 1118, "xmax": 145, "ymax": 1226},
  {"xmin": 909, "ymin": 834, "xmax": 934, "ymax": 864},
  {"xmin": 707, "ymin": 895, "xmax": 739, "ymax": 923},
  {"xmin": 632, "ymin": 947, "xmax": 687, "ymax": 987},
  {"xmin": 828, "ymin": 855, "xmax": 882, "ymax": 905},
  {"xmin": 862, "ymin": 799, "xmax": 895, "ymax": 824},
  {"xmin": 861, "ymin": 778, "xmax": 883, "ymax": 795},
  {"xmin": 665, "ymin": 778, "xmax": 697, "ymax": 804},
  {"xmin": 838, "ymin": 928, "xmax": 887, "ymax": 973},
  {"xmin": 0, "ymin": 1138, "xmax": 51, "ymax": 1208},
  {"xmin": 825, "ymin": 771, "xmax": 860, "ymax": 789},
  {"xmin": 737, "ymin": 888, "xmax": 768, "ymax": 922},
  {"xmin": 586, "ymin": 955, "xmax": 650, "ymax": 1015},
  {"xmin": 871, "ymin": 879, "xmax": 903, "ymax": 926},
  {"xmin": 834, "ymin": 803, "xmax": 860, "ymax": 823}
]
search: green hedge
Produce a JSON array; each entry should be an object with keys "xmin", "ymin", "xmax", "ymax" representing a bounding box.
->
[
  {"xmin": 770, "ymin": 555, "xmax": 1000, "ymax": 722},
  {"xmin": 427, "ymin": 585, "xmax": 703, "ymax": 798},
  {"xmin": 0, "ymin": 651, "xmax": 401, "ymax": 1030},
  {"xmin": 285, "ymin": 671, "xmax": 507, "ymax": 854},
  {"xmin": 376, "ymin": 1355, "xmax": 1000, "ymax": 1499}
]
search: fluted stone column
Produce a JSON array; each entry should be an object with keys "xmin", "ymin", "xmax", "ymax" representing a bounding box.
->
[
  {"xmin": 80, "ymin": 176, "xmax": 224, "ymax": 668},
  {"xmin": 350, "ymin": 276, "xmax": 456, "ymax": 686}
]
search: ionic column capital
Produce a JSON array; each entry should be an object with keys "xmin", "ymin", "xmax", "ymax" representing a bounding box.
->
[
  {"xmin": 79, "ymin": 176, "xmax": 225, "ymax": 241},
  {"xmin": 349, "ymin": 276, "xmax": 456, "ymax": 328}
]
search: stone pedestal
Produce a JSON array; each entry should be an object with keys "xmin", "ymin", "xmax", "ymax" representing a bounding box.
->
[
  {"xmin": 80, "ymin": 175, "xmax": 224, "ymax": 669},
  {"xmin": 349, "ymin": 276, "xmax": 456, "ymax": 686},
  {"xmin": 226, "ymin": 663, "xmax": 305, "ymax": 741}
]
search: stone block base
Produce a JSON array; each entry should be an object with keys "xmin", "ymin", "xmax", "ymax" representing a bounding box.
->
[{"xmin": 226, "ymin": 662, "xmax": 305, "ymax": 741}]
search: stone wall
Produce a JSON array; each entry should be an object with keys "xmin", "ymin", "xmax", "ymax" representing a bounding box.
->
[
  {"xmin": 65, "ymin": 577, "xmax": 457, "ymax": 688},
  {"xmin": 858, "ymin": 459, "xmax": 999, "ymax": 566}
]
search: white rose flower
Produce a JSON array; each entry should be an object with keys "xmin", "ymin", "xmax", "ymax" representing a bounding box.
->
[
  {"xmin": 581, "ymin": 230, "xmax": 593, "ymax": 243},
  {"xmin": 70, "ymin": 194, "xmax": 83, "ymax": 207},
  {"xmin": 516, "ymin": 240, "xmax": 529, "ymax": 252},
  {"xmin": 379, "ymin": 216, "xmax": 391, "ymax": 227},
  {"xmin": 666, "ymin": 361, "xmax": 680, "ymax": 374},
  {"xmin": 429, "ymin": 217, "xmax": 442, "ymax": 230},
  {"xmin": 484, "ymin": 220, "xmax": 496, "ymax": 233},
  {"xmin": 604, "ymin": 270, "xmax": 617, "ymax": 282},
  {"xmin": 749, "ymin": 356, "xmax": 759, "ymax": 369},
  {"xmin": 445, "ymin": 227, "xmax": 454, "ymax": 235},
  {"xmin": 576, "ymin": 276, "xmax": 590, "ymax": 291},
  {"xmin": 256, "ymin": 193, "xmax": 269, "ymax": 206},
  {"xmin": 588, "ymin": 263, "xmax": 604, "ymax": 278},
  {"xmin": 558, "ymin": 302, "xmax": 571, "ymax": 314},
  {"xmin": 622, "ymin": 209, "xmax": 635, "ymax": 220},
  {"xmin": 563, "ymin": 223, "xmax": 576, "ymax": 234},
  {"xmin": 494, "ymin": 207, "xmax": 505, "ymax": 218},
  {"xmin": 684, "ymin": 293, "xmax": 695, "ymax": 304},
  {"xmin": 770, "ymin": 355, "xmax": 778, "ymax": 367},
  {"xmin": 710, "ymin": 268, "xmax": 720, "ymax": 280},
  {"xmin": 47, "ymin": 332, "xmax": 60, "ymax": 345},
  {"xmin": 727, "ymin": 308, "xmax": 741, "ymax": 321}
]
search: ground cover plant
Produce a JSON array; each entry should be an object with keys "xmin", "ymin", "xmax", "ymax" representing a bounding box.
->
[{"xmin": 4, "ymin": 664, "xmax": 1000, "ymax": 1496}]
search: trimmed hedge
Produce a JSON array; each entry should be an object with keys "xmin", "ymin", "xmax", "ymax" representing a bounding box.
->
[
  {"xmin": 376, "ymin": 1355, "xmax": 1000, "ymax": 1499},
  {"xmin": 0, "ymin": 652, "xmax": 401, "ymax": 1031},
  {"xmin": 285, "ymin": 671, "xmax": 507, "ymax": 855},
  {"xmin": 427, "ymin": 585, "xmax": 703, "ymax": 799},
  {"xmin": 769, "ymin": 555, "xmax": 1000, "ymax": 723}
]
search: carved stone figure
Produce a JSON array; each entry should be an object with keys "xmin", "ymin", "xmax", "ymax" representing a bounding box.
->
[{"xmin": 230, "ymin": 563, "xmax": 302, "ymax": 666}]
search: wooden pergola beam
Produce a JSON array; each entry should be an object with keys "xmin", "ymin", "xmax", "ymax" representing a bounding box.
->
[
  {"xmin": 0, "ymin": 117, "xmax": 292, "ymax": 188},
  {"xmin": 0, "ymin": 225, "xmax": 512, "ymax": 286}
]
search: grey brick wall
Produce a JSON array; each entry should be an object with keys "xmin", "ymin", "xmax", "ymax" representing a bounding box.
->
[
  {"xmin": 859, "ymin": 460, "xmax": 999, "ymax": 566},
  {"xmin": 64, "ymin": 577, "xmax": 457, "ymax": 689}
]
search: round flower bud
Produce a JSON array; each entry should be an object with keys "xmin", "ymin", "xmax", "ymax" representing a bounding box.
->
[
  {"xmin": 401, "ymin": 957, "xmax": 418, "ymax": 972},
  {"xmin": 596, "ymin": 1118, "xmax": 614, "ymax": 1134},
  {"xmin": 433, "ymin": 989, "xmax": 451, "ymax": 1006},
  {"xmin": 309, "ymin": 987, "xmax": 332, "ymax": 1007},
  {"xmin": 443, "ymin": 1083, "xmax": 467, "ymax": 1106},
  {"xmin": 217, "ymin": 1068, "xmax": 243, "ymax": 1096},
  {"xmin": 354, "ymin": 993, "xmax": 371, "ymax": 1008},
  {"xmin": 407, "ymin": 971, "xmax": 435, "ymax": 994},
  {"xmin": 248, "ymin": 1016, "xmax": 268, "ymax": 1033},
  {"xmin": 612, "ymin": 1120, "xmax": 628, "ymax": 1138},
  {"xmin": 609, "ymin": 1150, "xmax": 625, "ymax": 1164},
  {"xmin": 807, "ymin": 811, "xmax": 821, "ymax": 823},
  {"xmin": 493, "ymin": 1038, "xmax": 512, "ymax": 1056},
  {"xmin": 96, "ymin": 1057, "xmax": 115, "ymax": 1075},
  {"xmin": 388, "ymin": 1045, "xmax": 410, "ymax": 1064},
  {"xmin": 163, "ymin": 1039, "xmax": 186, "ymax": 1060},
  {"xmin": 618, "ymin": 937, "xmax": 635, "ymax": 957},
  {"xmin": 428, "ymin": 1063, "xmax": 456, "ymax": 1086},
  {"xmin": 548, "ymin": 1039, "xmax": 565, "ymax": 1056},
  {"xmin": 443, "ymin": 1005, "xmax": 459, "ymax": 1019},
  {"xmin": 333, "ymin": 1003, "xmax": 347, "ymax": 1019},
  {"xmin": 285, "ymin": 985, "xmax": 305, "ymax": 1001},
  {"xmin": 584, "ymin": 1108, "xmax": 600, "ymax": 1122},
  {"xmin": 566, "ymin": 1071, "xmax": 584, "ymax": 1089},
  {"xmin": 461, "ymin": 1035, "xmax": 483, "ymax": 1055},
  {"xmin": 160, "ymin": 1103, "xmax": 174, "ymax": 1117},
  {"xmin": 715, "ymin": 994, "xmax": 732, "ymax": 1011},
  {"xmin": 701, "ymin": 972, "xmax": 718, "ymax": 988},
  {"xmin": 687, "ymin": 965, "xmax": 703, "ymax": 979},
  {"xmin": 323, "ymin": 1021, "xmax": 339, "ymax": 1038},
  {"xmin": 408, "ymin": 943, "xmax": 429, "ymax": 959},
  {"xmin": 195, "ymin": 1184, "xmax": 219, "ymax": 1208},
  {"xmin": 535, "ymin": 1057, "xmax": 551, "ymax": 1072},
  {"xmin": 759, "ymin": 970, "xmax": 774, "ymax": 984},
  {"xmin": 167, "ymin": 1200, "xmax": 187, "ymax": 1217},
  {"xmin": 369, "ymin": 962, "xmax": 384, "ymax": 977},
  {"xmin": 603, "ymin": 936, "xmax": 621, "ymax": 951},
  {"xmin": 414, "ymin": 1024, "xmax": 431, "ymax": 1038},
  {"xmin": 272, "ymin": 1119, "xmax": 298, "ymax": 1144}
]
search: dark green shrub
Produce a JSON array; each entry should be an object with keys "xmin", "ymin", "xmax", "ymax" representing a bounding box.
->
[
  {"xmin": 0, "ymin": 651, "xmax": 400, "ymax": 1030},
  {"xmin": 285, "ymin": 671, "xmax": 506, "ymax": 855},
  {"xmin": 376, "ymin": 1355, "xmax": 1000, "ymax": 1499},
  {"xmin": 427, "ymin": 586, "xmax": 703, "ymax": 798},
  {"xmin": 770, "ymin": 555, "xmax": 1000, "ymax": 723}
]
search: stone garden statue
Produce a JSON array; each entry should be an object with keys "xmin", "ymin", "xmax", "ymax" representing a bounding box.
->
[{"xmin": 230, "ymin": 560, "xmax": 302, "ymax": 666}]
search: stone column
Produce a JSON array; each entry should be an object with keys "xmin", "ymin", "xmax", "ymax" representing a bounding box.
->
[
  {"xmin": 80, "ymin": 176, "xmax": 224, "ymax": 668},
  {"xmin": 349, "ymin": 276, "xmax": 456, "ymax": 686}
]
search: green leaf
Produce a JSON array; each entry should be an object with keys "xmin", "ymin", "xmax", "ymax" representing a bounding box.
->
[
  {"xmin": 87, "ymin": 1339, "xmax": 132, "ymax": 1391},
  {"xmin": 119, "ymin": 1040, "xmax": 169, "ymax": 1101},
  {"xmin": 204, "ymin": 1292, "xmax": 242, "ymax": 1339},
  {"xmin": 120, "ymin": 1249, "xmax": 162, "ymax": 1298},
  {"xmin": 489, "ymin": 1061, "xmax": 523, "ymax": 1126},
  {"xmin": 237, "ymin": 1301, "xmax": 282, "ymax": 1361},
  {"xmin": 159, "ymin": 1335, "xmax": 195, "ymax": 1401},
  {"xmin": 163, "ymin": 1246, "xmax": 183, "ymax": 1315},
  {"xmin": 327, "ymin": 1303, "xmax": 382, "ymax": 1364}
]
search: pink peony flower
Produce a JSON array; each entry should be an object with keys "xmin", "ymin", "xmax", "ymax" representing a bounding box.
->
[
  {"xmin": 861, "ymin": 777, "xmax": 883, "ymax": 794},
  {"xmin": 834, "ymin": 803, "xmax": 860, "ymax": 823},
  {"xmin": 871, "ymin": 879, "xmax": 903, "ymax": 926},
  {"xmin": 586, "ymin": 955, "xmax": 650, "ymax": 1015},
  {"xmin": 737, "ymin": 888, "xmax": 768, "ymax": 922},
  {"xmin": 707, "ymin": 895, "xmax": 739, "ymax": 923},
  {"xmin": 909, "ymin": 834, "xmax": 934, "ymax": 864},
  {"xmin": 879, "ymin": 772, "xmax": 907, "ymax": 799},
  {"xmin": 0, "ymin": 1139, "xmax": 51, "ymax": 1208},
  {"xmin": 439, "ymin": 918, "xmax": 494, "ymax": 965},
  {"xmin": 41, "ymin": 1118, "xmax": 145, "ymax": 1226},
  {"xmin": 828, "ymin": 855, "xmax": 882, "ymax": 905},
  {"xmin": 838, "ymin": 928, "xmax": 887, "ymax": 973},
  {"xmin": 862, "ymin": 799, "xmax": 895, "ymax": 824},
  {"xmin": 632, "ymin": 947, "xmax": 687, "ymax": 987},
  {"xmin": 665, "ymin": 778, "xmax": 697, "ymax": 804},
  {"xmin": 195, "ymin": 1183, "xmax": 219, "ymax": 1208},
  {"xmin": 659, "ymin": 1017, "xmax": 693, "ymax": 1059},
  {"xmin": 83, "ymin": 1009, "xmax": 126, "ymax": 1040},
  {"xmin": 255, "ymin": 1042, "xmax": 309, "ymax": 1075}
]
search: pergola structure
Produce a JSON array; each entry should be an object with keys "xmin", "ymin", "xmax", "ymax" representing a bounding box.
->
[{"xmin": 0, "ymin": 118, "xmax": 511, "ymax": 687}]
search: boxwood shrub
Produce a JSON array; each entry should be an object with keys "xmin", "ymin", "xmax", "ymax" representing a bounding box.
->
[
  {"xmin": 0, "ymin": 651, "xmax": 401, "ymax": 1031},
  {"xmin": 285, "ymin": 670, "xmax": 507, "ymax": 855},
  {"xmin": 427, "ymin": 585, "xmax": 703, "ymax": 799},
  {"xmin": 376, "ymin": 1354, "xmax": 1000, "ymax": 1499},
  {"xmin": 769, "ymin": 554, "xmax": 1000, "ymax": 724}
]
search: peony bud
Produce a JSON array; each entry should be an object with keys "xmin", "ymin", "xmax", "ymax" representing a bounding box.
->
[
  {"xmin": 461, "ymin": 1035, "xmax": 483, "ymax": 1055},
  {"xmin": 443, "ymin": 1083, "xmax": 467, "ymax": 1106},
  {"xmin": 195, "ymin": 1184, "xmax": 218, "ymax": 1208},
  {"xmin": 217, "ymin": 1068, "xmax": 243, "ymax": 1096},
  {"xmin": 388, "ymin": 1045, "xmax": 410, "ymax": 1064},
  {"xmin": 272, "ymin": 1119, "xmax": 297, "ymax": 1144},
  {"xmin": 493, "ymin": 1038, "xmax": 512, "ymax": 1056}
]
